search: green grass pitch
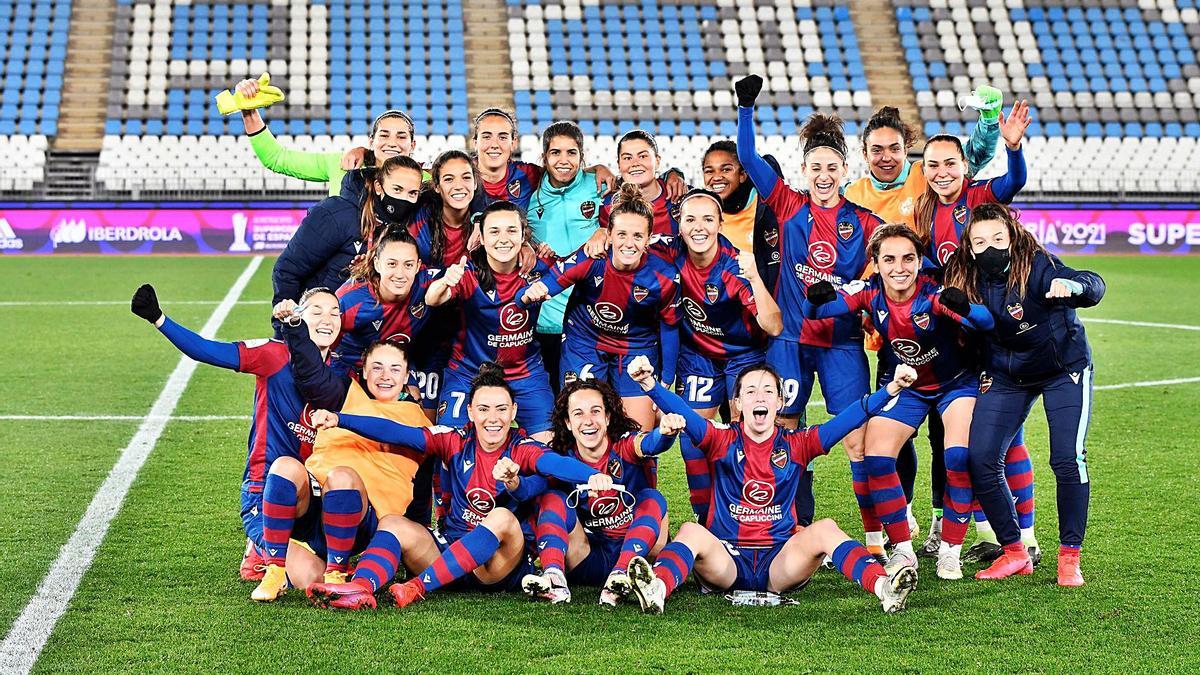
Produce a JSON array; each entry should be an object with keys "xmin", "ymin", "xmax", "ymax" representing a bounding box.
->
[{"xmin": 2, "ymin": 255, "xmax": 1199, "ymax": 672}]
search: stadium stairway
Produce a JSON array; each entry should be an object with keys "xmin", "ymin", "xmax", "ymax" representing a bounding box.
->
[
  {"xmin": 55, "ymin": 0, "xmax": 116, "ymax": 152},
  {"xmin": 463, "ymin": 0, "xmax": 515, "ymax": 121},
  {"xmin": 849, "ymin": 0, "xmax": 922, "ymax": 140},
  {"xmin": 44, "ymin": 150, "xmax": 101, "ymax": 198}
]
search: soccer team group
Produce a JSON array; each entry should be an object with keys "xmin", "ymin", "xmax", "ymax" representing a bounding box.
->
[{"xmin": 130, "ymin": 74, "xmax": 1105, "ymax": 614}]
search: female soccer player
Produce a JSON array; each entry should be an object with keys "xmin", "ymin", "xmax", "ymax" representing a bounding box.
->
[
  {"xmin": 734, "ymin": 75, "xmax": 883, "ymax": 442},
  {"xmin": 233, "ymin": 74, "xmax": 418, "ymax": 197},
  {"xmin": 522, "ymin": 380, "xmax": 681, "ymax": 606},
  {"xmin": 804, "ymin": 225, "xmax": 995, "ymax": 579},
  {"xmin": 623, "ymin": 356, "xmax": 920, "ymax": 614},
  {"xmin": 944, "ymin": 203, "xmax": 1105, "ymax": 586},
  {"xmin": 844, "ymin": 103, "xmax": 1001, "ymax": 556},
  {"xmin": 129, "ymin": 284, "xmax": 340, "ymax": 594},
  {"xmin": 261, "ymin": 308, "xmax": 433, "ymax": 601},
  {"xmin": 305, "ymin": 363, "xmax": 613, "ymax": 608},
  {"xmin": 426, "ymin": 201, "xmax": 557, "ymax": 441},
  {"xmin": 670, "ymin": 188, "xmax": 782, "ymax": 522},
  {"xmin": 518, "ymin": 183, "xmax": 681, "ymax": 430},
  {"xmin": 914, "ymin": 100, "xmax": 1031, "ymax": 268},
  {"xmin": 528, "ymin": 121, "xmax": 605, "ymax": 388},
  {"xmin": 597, "ymin": 130, "xmax": 686, "ymax": 237},
  {"xmin": 272, "ymin": 155, "xmax": 423, "ymax": 306}
]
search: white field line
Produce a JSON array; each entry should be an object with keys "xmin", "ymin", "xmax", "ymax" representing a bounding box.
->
[
  {"xmin": 0, "ymin": 300, "xmax": 270, "ymax": 307},
  {"xmin": 1083, "ymin": 317, "xmax": 1200, "ymax": 331},
  {"xmin": 1, "ymin": 376, "xmax": 1196, "ymax": 424},
  {"xmin": 0, "ymin": 256, "xmax": 263, "ymax": 675}
]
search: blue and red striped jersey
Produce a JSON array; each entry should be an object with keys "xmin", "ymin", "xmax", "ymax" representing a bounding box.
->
[
  {"xmin": 236, "ymin": 339, "xmax": 320, "ymax": 486},
  {"xmin": 564, "ymin": 433, "xmax": 658, "ymax": 540},
  {"xmin": 476, "ymin": 161, "xmax": 544, "ymax": 212},
  {"xmin": 925, "ymin": 180, "xmax": 1010, "ymax": 269},
  {"xmin": 332, "ymin": 271, "xmax": 436, "ymax": 373},
  {"xmin": 598, "ymin": 178, "xmax": 681, "ymax": 237},
  {"xmin": 444, "ymin": 259, "xmax": 553, "ymax": 379},
  {"xmin": 539, "ymin": 248, "xmax": 680, "ymax": 354},
  {"xmin": 759, "ymin": 180, "xmax": 882, "ymax": 347},
  {"xmin": 673, "ymin": 246, "xmax": 765, "ymax": 360},
  {"xmin": 696, "ymin": 422, "xmax": 826, "ymax": 548},
  {"xmin": 408, "ymin": 206, "xmax": 469, "ymax": 268},
  {"xmin": 420, "ymin": 426, "xmax": 549, "ymax": 539},
  {"xmin": 840, "ymin": 275, "xmax": 972, "ymax": 392}
]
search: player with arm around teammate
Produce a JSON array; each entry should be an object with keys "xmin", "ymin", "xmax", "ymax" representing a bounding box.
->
[
  {"xmin": 623, "ymin": 356, "xmax": 921, "ymax": 614},
  {"xmin": 804, "ymin": 224, "xmax": 996, "ymax": 580},
  {"xmin": 519, "ymin": 183, "xmax": 682, "ymax": 431},
  {"xmin": 944, "ymin": 203, "xmax": 1105, "ymax": 586},
  {"xmin": 522, "ymin": 379, "xmax": 683, "ymax": 606},
  {"xmin": 305, "ymin": 363, "xmax": 614, "ymax": 608},
  {"xmin": 129, "ymin": 284, "xmax": 340, "ymax": 595}
]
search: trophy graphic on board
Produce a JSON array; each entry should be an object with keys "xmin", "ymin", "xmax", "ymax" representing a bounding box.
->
[{"xmin": 229, "ymin": 212, "xmax": 251, "ymax": 252}]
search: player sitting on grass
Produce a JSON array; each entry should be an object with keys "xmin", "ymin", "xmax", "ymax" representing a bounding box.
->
[
  {"xmin": 305, "ymin": 363, "xmax": 614, "ymax": 609},
  {"xmin": 622, "ymin": 356, "xmax": 921, "ymax": 614},
  {"xmin": 523, "ymin": 379, "xmax": 683, "ymax": 606},
  {"xmin": 130, "ymin": 284, "xmax": 341, "ymax": 592}
]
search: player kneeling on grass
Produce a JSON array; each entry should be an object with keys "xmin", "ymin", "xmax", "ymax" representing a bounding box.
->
[
  {"xmin": 523, "ymin": 379, "xmax": 683, "ymax": 606},
  {"xmin": 130, "ymin": 284, "xmax": 340, "ymax": 587},
  {"xmin": 305, "ymin": 363, "xmax": 615, "ymax": 609},
  {"xmin": 622, "ymin": 355, "xmax": 920, "ymax": 614}
]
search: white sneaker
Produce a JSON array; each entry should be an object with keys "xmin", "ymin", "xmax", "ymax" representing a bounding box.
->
[
  {"xmin": 627, "ymin": 556, "xmax": 665, "ymax": 615},
  {"xmin": 885, "ymin": 549, "xmax": 919, "ymax": 579},
  {"xmin": 521, "ymin": 568, "xmax": 572, "ymax": 604},
  {"xmin": 936, "ymin": 543, "xmax": 963, "ymax": 580},
  {"xmin": 602, "ymin": 570, "xmax": 632, "ymax": 604},
  {"xmin": 879, "ymin": 564, "xmax": 918, "ymax": 614}
]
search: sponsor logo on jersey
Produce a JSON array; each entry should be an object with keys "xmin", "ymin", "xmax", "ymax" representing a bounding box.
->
[
  {"xmin": 837, "ymin": 221, "xmax": 855, "ymax": 240},
  {"xmin": 590, "ymin": 494, "xmax": 622, "ymax": 518},
  {"xmin": 410, "ymin": 301, "xmax": 426, "ymax": 319},
  {"xmin": 437, "ymin": 401, "xmax": 448, "ymax": 418},
  {"xmin": 913, "ymin": 312, "xmax": 930, "ymax": 330},
  {"xmin": 890, "ymin": 338, "xmax": 922, "ymax": 359},
  {"xmin": 593, "ymin": 275, "xmax": 604, "ymax": 287},
  {"xmin": 979, "ymin": 374, "xmax": 993, "ymax": 394},
  {"xmin": 507, "ymin": 179, "xmax": 522, "ymax": 198},
  {"xmin": 580, "ymin": 201, "xmax": 597, "ymax": 219},
  {"xmin": 953, "ymin": 204, "xmax": 970, "ymax": 224},
  {"xmin": 525, "ymin": 271, "xmax": 542, "ymax": 284},
  {"xmin": 668, "ymin": 202, "xmax": 681, "ymax": 222},
  {"xmin": 682, "ymin": 297, "xmax": 708, "ymax": 323},
  {"xmin": 384, "ymin": 332, "xmax": 411, "ymax": 344},
  {"xmin": 877, "ymin": 309, "xmax": 889, "ymax": 323},
  {"xmin": 743, "ymin": 479, "xmax": 774, "ymax": 508},
  {"xmin": 1069, "ymin": 372, "xmax": 1081, "ymax": 384},
  {"xmin": 937, "ymin": 241, "xmax": 957, "ymax": 266},
  {"xmin": 764, "ymin": 229, "xmax": 779, "ymax": 247},
  {"xmin": 594, "ymin": 301, "xmax": 624, "ymax": 323},
  {"xmin": 607, "ymin": 457, "xmax": 623, "ymax": 479},
  {"xmin": 1006, "ymin": 303, "xmax": 1024, "ymax": 320},
  {"xmin": 499, "ymin": 303, "xmax": 529, "ymax": 331},
  {"xmin": 808, "ymin": 241, "xmax": 836, "ymax": 270},
  {"xmin": 632, "ymin": 285, "xmax": 650, "ymax": 303},
  {"xmin": 563, "ymin": 370, "xmax": 578, "ymax": 384},
  {"xmin": 771, "ymin": 447, "xmax": 788, "ymax": 469},
  {"xmin": 466, "ymin": 487, "xmax": 495, "ymax": 514},
  {"xmin": 462, "ymin": 458, "xmax": 474, "ymax": 472},
  {"xmin": 372, "ymin": 319, "xmax": 383, "ymax": 331}
]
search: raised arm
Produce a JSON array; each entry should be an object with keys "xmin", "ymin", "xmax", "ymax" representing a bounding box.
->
[
  {"xmin": 734, "ymin": 76, "xmax": 782, "ymax": 199},
  {"xmin": 738, "ymin": 251, "xmax": 783, "ymax": 336},
  {"xmin": 628, "ymin": 353, "xmax": 711, "ymax": 444},
  {"xmin": 132, "ymin": 284, "xmax": 241, "ymax": 369},
  {"xmin": 801, "ymin": 280, "xmax": 855, "ymax": 320},
  {"xmin": 815, "ymin": 366, "xmax": 915, "ymax": 451},
  {"xmin": 279, "ymin": 311, "xmax": 349, "ymax": 411},
  {"xmin": 1042, "ymin": 256, "xmax": 1106, "ymax": 308},
  {"xmin": 962, "ymin": 85, "xmax": 1002, "ymax": 172},
  {"xmin": 987, "ymin": 100, "xmax": 1031, "ymax": 202},
  {"xmin": 425, "ymin": 256, "xmax": 470, "ymax": 307},
  {"xmin": 936, "ymin": 287, "xmax": 996, "ymax": 331}
]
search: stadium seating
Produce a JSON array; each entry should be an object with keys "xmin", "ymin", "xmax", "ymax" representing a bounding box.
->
[
  {"xmin": 104, "ymin": 0, "xmax": 469, "ymax": 137},
  {"xmin": 0, "ymin": 0, "xmax": 69, "ymax": 138},
  {"xmin": 0, "ymin": 135, "xmax": 50, "ymax": 192},
  {"xmin": 505, "ymin": 0, "xmax": 874, "ymax": 138}
]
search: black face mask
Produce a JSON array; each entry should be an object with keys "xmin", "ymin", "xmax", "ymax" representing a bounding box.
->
[
  {"xmin": 375, "ymin": 193, "xmax": 418, "ymax": 224},
  {"xmin": 975, "ymin": 246, "xmax": 1011, "ymax": 278}
]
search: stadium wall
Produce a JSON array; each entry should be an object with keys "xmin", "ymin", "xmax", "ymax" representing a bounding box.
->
[{"xmin": 2, "ymin": 203, "xmax": 1200, "ymax": 256}]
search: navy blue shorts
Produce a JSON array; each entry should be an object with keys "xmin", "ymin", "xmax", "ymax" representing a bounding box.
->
[
  {"xmin": 566, "ymin": 532, "xmax": 622, "ymax": 587},
  {"xmin": 677, "ymin": 346, "xmax": 765, "ymax": 409},
  {"xmin": 766, "ymin": 339, "xmax": 869, "ymax": 416},
  {"xmin": 725, "ymin": 541, "xmax": 786, "ymax": 592},
  {"xmin": 438, "ymin": 366, "xmax": 555, "ymax": 434},
  {"xmin": 875, "ymin": 374, "xmax": 979, "ymax": 429},
  {"xmin": 434, "ymin": 529, "xmax": 534, "ymax": 592},
  {"xmin": 560, "ymin": 338, "xmax": 656, "ymax": 398},
  {"xmin": 240, "ymin": 479, "xmax": 265, "ymax": 547}
]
